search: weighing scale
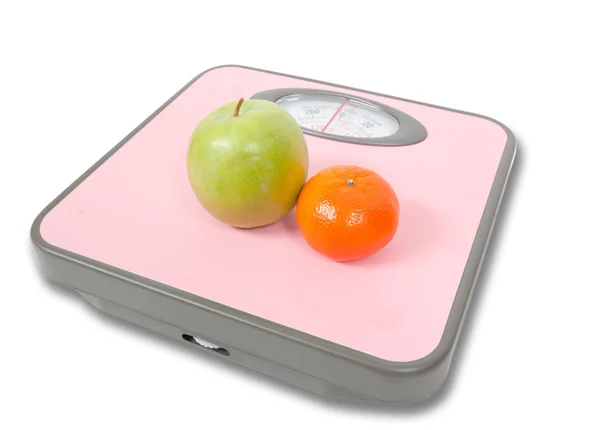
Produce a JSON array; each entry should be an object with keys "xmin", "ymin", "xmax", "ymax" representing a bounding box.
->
[{"xmin": 31, "ymin": 65, "xmax": 516, "ymax": 403}]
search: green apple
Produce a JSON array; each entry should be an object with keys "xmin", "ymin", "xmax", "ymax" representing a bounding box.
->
[{"xmin": 187, "ymin": 98, "xmax": 309, "ymax": 228}]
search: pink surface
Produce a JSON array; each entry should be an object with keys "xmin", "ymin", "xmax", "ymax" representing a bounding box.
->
[{"xmin": 40, "ymin": 66, "xmax": 507, "ymax": 362}]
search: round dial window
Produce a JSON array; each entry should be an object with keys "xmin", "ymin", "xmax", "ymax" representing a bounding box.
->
[{"xmin": 275, "ymin": 93, "xmax": 400, "ymax": 139}]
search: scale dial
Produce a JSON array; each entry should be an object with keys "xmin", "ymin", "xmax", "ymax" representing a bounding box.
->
[
  {"xmin": 250, "ymin": 88, "xmax": 427, "ymax": 146},
  {"xmin": 275, "ymin": 93, "xmax": 400, "ymax": 139}
]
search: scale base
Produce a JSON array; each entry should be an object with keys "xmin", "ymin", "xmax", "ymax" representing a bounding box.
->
[{"xmin": 78, "ymin": 291, "xmax": 373, "ymax": 403}]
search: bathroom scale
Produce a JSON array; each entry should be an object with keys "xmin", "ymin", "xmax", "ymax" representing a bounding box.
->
[{"xmin": 31, "ymin": 65, "xmax": 517, "ymax": 403}]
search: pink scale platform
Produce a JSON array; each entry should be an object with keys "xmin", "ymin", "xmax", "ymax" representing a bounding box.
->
[{"xmin": 31, "ymin": 65, "xmax": 516, "ymax": 403}]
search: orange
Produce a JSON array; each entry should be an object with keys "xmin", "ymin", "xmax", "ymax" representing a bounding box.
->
[{"xmin": 295, "ymin": 165, "xmax": 400, "ymax": 262}]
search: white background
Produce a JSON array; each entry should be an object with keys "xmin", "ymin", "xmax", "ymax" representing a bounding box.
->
[{"xmin": 2, "ymin": 1, "xmax": 599, "ymax": 428}]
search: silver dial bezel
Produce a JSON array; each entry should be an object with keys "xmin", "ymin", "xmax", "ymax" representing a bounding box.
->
[{"xmin": 250, "ymin": 87, "xmax": 427, "ymax": 146}]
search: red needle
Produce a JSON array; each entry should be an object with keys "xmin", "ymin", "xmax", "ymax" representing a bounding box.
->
[{"xmin": 321, "ymin": 98, "xmax": 348, "ymax": 132}]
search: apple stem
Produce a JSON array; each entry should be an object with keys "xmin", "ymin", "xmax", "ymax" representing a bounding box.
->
[{"xmin": 233, "ymin": 98, "xmax": 244, "ymax": 117}]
